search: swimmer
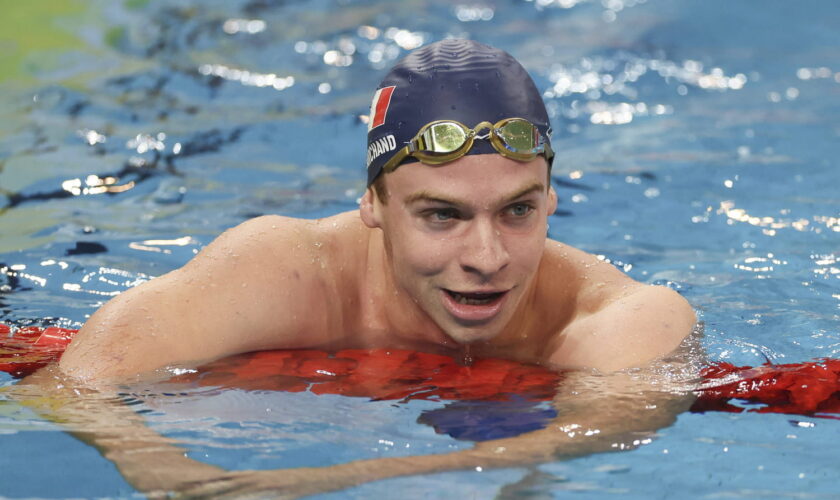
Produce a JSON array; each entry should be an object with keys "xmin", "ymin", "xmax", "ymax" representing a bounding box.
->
[
  {"xmin": 59, "ymin": 39, "xmax": 695, "ymax": 380},
  {"xmin": 15, "ymin": 40, "xmax": 699, "ymax": 497}
]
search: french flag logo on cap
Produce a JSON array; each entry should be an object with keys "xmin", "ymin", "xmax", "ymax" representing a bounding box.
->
[{"xmin": 368, "ymin": 86, "xmax": 395, "ymax": 132}]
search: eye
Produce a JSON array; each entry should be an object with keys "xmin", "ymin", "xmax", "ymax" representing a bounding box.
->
[
  {"xmin": 428, "ymin": 208, "xmax": 460, "ymax": 222},
  {"xmin": 506, "ymin": 203, "xmax": 534, "ymax": 218}
]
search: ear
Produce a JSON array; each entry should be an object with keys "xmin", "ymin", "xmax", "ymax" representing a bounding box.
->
[
  {"xmin": 547, "ymin": 185, "xmax": 558, "ymax": 216},
  {"xmin": 359, "ymin": 188, "xmax": 382, "ymax": 228}
]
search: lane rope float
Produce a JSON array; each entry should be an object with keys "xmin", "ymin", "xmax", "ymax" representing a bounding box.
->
[{"xmin": 2, "ymin": 324, "xmax": 838, "ymax": 419}]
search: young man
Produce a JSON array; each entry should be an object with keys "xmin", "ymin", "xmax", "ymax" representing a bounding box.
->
[
  {"xmin": 59, "ymin": 39, "xmax": 695, "ymax": 381},
  {"xmin": 16, "ymin": 39, "xmax": 698, "ymax": 497}
]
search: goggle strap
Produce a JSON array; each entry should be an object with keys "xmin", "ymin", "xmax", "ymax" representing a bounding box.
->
[{"xmin": 382, "ymin": 146, "xmax": 410, "ymax": 173}]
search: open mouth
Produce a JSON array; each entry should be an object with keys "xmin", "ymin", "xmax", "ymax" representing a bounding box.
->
[
  {"xmin": 440, "ymin": 288, "xmax": 511, "ymax": 324},
  {"xmin": 444, "ymin": 289, "xmax": 506, "ymax": 305}
]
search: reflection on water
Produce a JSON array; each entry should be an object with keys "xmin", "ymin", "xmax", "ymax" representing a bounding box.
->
[
  {"xmin": 544, "ymin": 54, "xmax": 746, "ymax": 127},
  {"xmin": 718, "ymin": 200, "xmax": 820, "ymax": 235}
]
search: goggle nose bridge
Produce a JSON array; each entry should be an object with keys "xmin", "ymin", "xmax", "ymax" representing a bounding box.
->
[{"xmin": 471, "ymin": 121, "xmax": 495, "ymax": 140}]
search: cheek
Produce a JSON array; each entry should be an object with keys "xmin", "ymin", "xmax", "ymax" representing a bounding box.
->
[
  {"xmin": 508, "ymin": 231, "xmax": 546, "ymax": 269},
  {"xmin": 386, "ymin": 226, "xmax": 453, "ymax": 277},
  {"xmin": 405, "ymin": 240, "xmax": 455, "ymax": 276}
]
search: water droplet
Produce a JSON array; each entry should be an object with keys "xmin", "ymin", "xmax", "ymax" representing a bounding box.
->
[{"xmin": 459, "ymin": 344, "xmax": 474, "ymax": 366}]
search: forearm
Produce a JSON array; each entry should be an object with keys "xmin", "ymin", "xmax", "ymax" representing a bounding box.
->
[
  {"xmin": 286, "ymin": 353, "xmax": 699, "ymax": 497},
  {"xmin": 10, "ymin": 349, "xmax": 699, "ymax": 498},
  {"xmin": 181, "ymin": 424, "xmax": 658, "ymax": 499},
  {"xmin": 9, "ymin": 366, "xmax": 224, "ymax": 494},
  {"xmin": 180, "ymin": 389, "xmax": 694, "ymax": 498},
  {"xmin": 347, "ymin": 372, "xmax": 695, "ymax": 482}
]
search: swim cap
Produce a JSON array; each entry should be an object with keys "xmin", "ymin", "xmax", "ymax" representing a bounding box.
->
[{"xmin": 365, "ymin": 39, "xmax": 552, "ymax": 186}]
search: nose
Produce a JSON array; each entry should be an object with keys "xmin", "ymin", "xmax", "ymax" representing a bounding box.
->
[{"xmin": 459, "ymin": 218, "xmax": 510, "ymax": 278}]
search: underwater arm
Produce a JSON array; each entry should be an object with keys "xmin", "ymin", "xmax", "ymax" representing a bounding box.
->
[
  {"xmin": 176, "ymin": 391, "xmax": 693, "ymax": 498},
  {"xmin": 6, "ymin": 343, "xmax": 698, "ymax": 500},
  {"xmin": 177, "ymin": 342, "xmax": 701, "ymax": 498},
  {"xmin": 7, "ymin": 365, "xmax": 226, "ymax": 496}
]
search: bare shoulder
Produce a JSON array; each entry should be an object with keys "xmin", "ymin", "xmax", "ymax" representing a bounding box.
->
[
  {"xmin": 542, "ymin": 240, "xmax": 696, "ymax": 372},
  {"xmin": 60, "ymin": 211, "xmax": 368, "ymax": 380},
  {"xmin": 539, "ymin": 240, "xmax": 635, "ymax": 311},
  {"xmin": 191, "ymin": 211, "xmax": 366, "ymax": 282},
  {"xmin": 176, "ymin": 210, "xmax": 369, "ymax": 337}
]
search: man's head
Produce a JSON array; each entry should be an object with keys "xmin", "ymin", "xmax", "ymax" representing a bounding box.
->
[
  {"xmin": 360, "ymin": 40, "xmax": 557, "ymax": 345},
  {"xmin": 365, "ymin": 39, "xmax": 553, "ymax": 195}
]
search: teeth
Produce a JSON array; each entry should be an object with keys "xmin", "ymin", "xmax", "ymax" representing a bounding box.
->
[{"xmin": 451, "ymin": 292, "xmax": 498, "ymax": 305}]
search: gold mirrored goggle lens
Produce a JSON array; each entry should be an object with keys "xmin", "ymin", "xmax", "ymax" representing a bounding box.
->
[
  {"xmin": 422, "ymin": 122, "xmax": 469, "ymax": 154},
  {"xmin": 496, "ymin": 119, "xmax": 540, "ymax": 153}
]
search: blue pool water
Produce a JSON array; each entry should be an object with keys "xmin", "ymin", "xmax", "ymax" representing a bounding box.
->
[{"xmin": 1, "ymin": 0, "xmax": 838, "ymax": 498}]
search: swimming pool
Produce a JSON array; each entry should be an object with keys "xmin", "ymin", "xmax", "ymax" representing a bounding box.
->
[{"xmin": 1, "ymin": 0, "xmax": 838, "ymax": 498}]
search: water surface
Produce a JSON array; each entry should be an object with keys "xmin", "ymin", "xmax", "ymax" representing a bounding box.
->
[{"xmin": 1, "ymin": 0, "xmax": 838, "ymax": 498}]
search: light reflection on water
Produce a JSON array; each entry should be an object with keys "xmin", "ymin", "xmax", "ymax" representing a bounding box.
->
[{"xmin": 0, "ymin": 0, "xmax": 839, "ymax": 498}]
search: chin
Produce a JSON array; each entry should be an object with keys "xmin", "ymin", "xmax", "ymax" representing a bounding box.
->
[{"xmin": 440, "ymin": 322, "xmax": 504, "ymax": 345}]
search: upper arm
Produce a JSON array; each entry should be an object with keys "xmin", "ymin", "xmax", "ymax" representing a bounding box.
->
[
  {"xmin": 552, "ymin": 283, "xmax": 696, "ymax": 372},
  {"xmin": 59, "ymin": 216, "xmax": 336, "ymax": 381},
  {"xmin": 544, "ymin": 244, "xmax": 696, "ymax": 372}
]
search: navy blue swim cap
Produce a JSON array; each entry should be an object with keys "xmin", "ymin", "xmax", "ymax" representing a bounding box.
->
[{"xmin": 366, "ymin": 39, "xmax": 552, "ymax": 186}]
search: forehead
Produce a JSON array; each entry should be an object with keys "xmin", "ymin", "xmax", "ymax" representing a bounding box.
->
[{"xmin": 385, "ymin": 154, "xmax": 549, "ymax": 204}]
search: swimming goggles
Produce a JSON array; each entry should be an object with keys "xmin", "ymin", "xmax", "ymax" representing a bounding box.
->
[{"xmin": 381, "ymin": 118, "xmax": 554, "ymax": 173}]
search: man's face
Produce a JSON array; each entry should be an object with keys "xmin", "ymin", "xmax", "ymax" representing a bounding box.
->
[{"xmin": 363, "ymin": 154, "xmax": 557, "ymax": 345}]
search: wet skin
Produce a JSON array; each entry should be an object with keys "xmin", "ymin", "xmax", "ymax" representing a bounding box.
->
[
  {"xmin": 58, "ymin": 153, "xmax": 695, "ymax": 380},
  {"xmin": 35, "ymin": 153, "xmax": 699, "ymax": 498},
  {"xmin": 359, "ymin": 153, "xmax": 558, "ymax": 348}
]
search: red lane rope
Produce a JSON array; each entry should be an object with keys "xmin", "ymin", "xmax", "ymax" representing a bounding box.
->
[
  {"xmin": 2, "ymin": 325, "xmax": 838, "ymax": 419},
  {"xmin": 0, "ymin": 324, "xmax": 76, "ymax": 378},
  {"xmin": 691, "ymin": 359, "xmax": 840, "ymax": 419}
]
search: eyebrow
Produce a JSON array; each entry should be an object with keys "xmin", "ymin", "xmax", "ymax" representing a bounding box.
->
[{"xmin": 404, "ymin": 181, "xmax": 546, "ymax": 206}]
